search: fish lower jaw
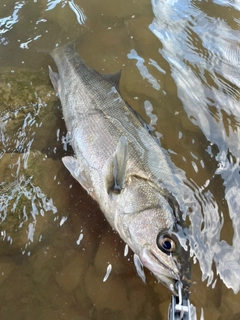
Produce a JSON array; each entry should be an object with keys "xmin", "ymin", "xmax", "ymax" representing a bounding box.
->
[{"xmin": 140, "ymin": 249, "xmax": 179, "ymax": 294}]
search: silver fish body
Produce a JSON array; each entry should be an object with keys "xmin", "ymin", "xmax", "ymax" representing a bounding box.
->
[{"xmin": 49, "ymin": 44, "xmax": 191, "ymax": 295}]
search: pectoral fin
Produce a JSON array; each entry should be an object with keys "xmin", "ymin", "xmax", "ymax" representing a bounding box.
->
[
  {"xmin": 62, "ymin": 156, "xmax": 94, "ymax": 195},
  {"xmin": 106, "ymin": 136, "xmax": 128, "ymax": 193}
]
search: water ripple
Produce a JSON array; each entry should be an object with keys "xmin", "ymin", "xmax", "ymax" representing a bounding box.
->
[{"xmin": 150, "ymin": 0, "xmax": 240, "ymax": 294}]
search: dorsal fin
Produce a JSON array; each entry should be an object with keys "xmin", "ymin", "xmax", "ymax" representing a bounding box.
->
[{"xmin": 102, "ymin": 71, "xmax": 121, "ymax": 91}]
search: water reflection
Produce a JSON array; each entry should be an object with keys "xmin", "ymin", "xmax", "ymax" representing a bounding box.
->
[
  {"xmin": 0, "ymin": 1, "xmax": 25, "ymax": 44},
  {"xmin": 150, "ymin": 0, "xmax": 240, "ymax": 295},
  {"xmin": 46, "ymin": 0, "xmax": 86, "ymax": 26},
  {"xmin": 128, "ymin": 49, "xmax": 161, "ymax": 90}
]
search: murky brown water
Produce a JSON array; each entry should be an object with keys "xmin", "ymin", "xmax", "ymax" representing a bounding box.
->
[{"xmin": 0, "ymin": 0, "xmax": 240, "ymax": 319}]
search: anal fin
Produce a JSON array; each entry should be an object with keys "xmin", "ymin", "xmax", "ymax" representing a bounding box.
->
[{"xmin": 48, "ymin": 65, "xmax": 60, "ymax": 93}]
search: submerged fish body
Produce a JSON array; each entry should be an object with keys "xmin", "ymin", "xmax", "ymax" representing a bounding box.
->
[{"xmin": 49, "ymin": 44, "xmax": 191, "ymax": 295}]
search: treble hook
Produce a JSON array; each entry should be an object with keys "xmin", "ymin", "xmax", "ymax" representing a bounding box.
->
[{"xmin": 168, "ymin": 281, "xmax": 194, "ymax": 320}]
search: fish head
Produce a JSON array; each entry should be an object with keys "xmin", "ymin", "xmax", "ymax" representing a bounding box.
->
[{"xmin": 123, "ymin": 195, "xmax": 191, "ymax": 296}]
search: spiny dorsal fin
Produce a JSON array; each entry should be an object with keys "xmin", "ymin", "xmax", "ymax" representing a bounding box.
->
[{"xmin": 102, "ymin": 71, "xmax": 122, "ymax": 92}]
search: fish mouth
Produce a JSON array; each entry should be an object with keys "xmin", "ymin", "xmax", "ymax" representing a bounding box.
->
[{"xmin": 140, "ymin": 248, "xmax": 179, "ymax": 295}]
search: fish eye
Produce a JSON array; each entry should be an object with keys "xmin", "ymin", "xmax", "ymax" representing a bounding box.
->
[{"xmin": 156, "ymin": 233, "xmax": 176, "ymax": 255}]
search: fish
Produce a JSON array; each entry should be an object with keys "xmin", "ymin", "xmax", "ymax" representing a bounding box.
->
[{"xmin": 48, "ymin": 43, "xmax": 191, "ymax": 296}]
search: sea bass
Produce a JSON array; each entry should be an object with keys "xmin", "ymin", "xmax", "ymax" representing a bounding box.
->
[{"xmin": 49, "ymin": 44, "xmax": 191, "ymax": 295}]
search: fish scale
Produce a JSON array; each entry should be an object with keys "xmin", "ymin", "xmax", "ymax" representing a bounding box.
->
[{"xmin": 49, "ymin": 43, "xmax": 191, "ymax": 296}]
